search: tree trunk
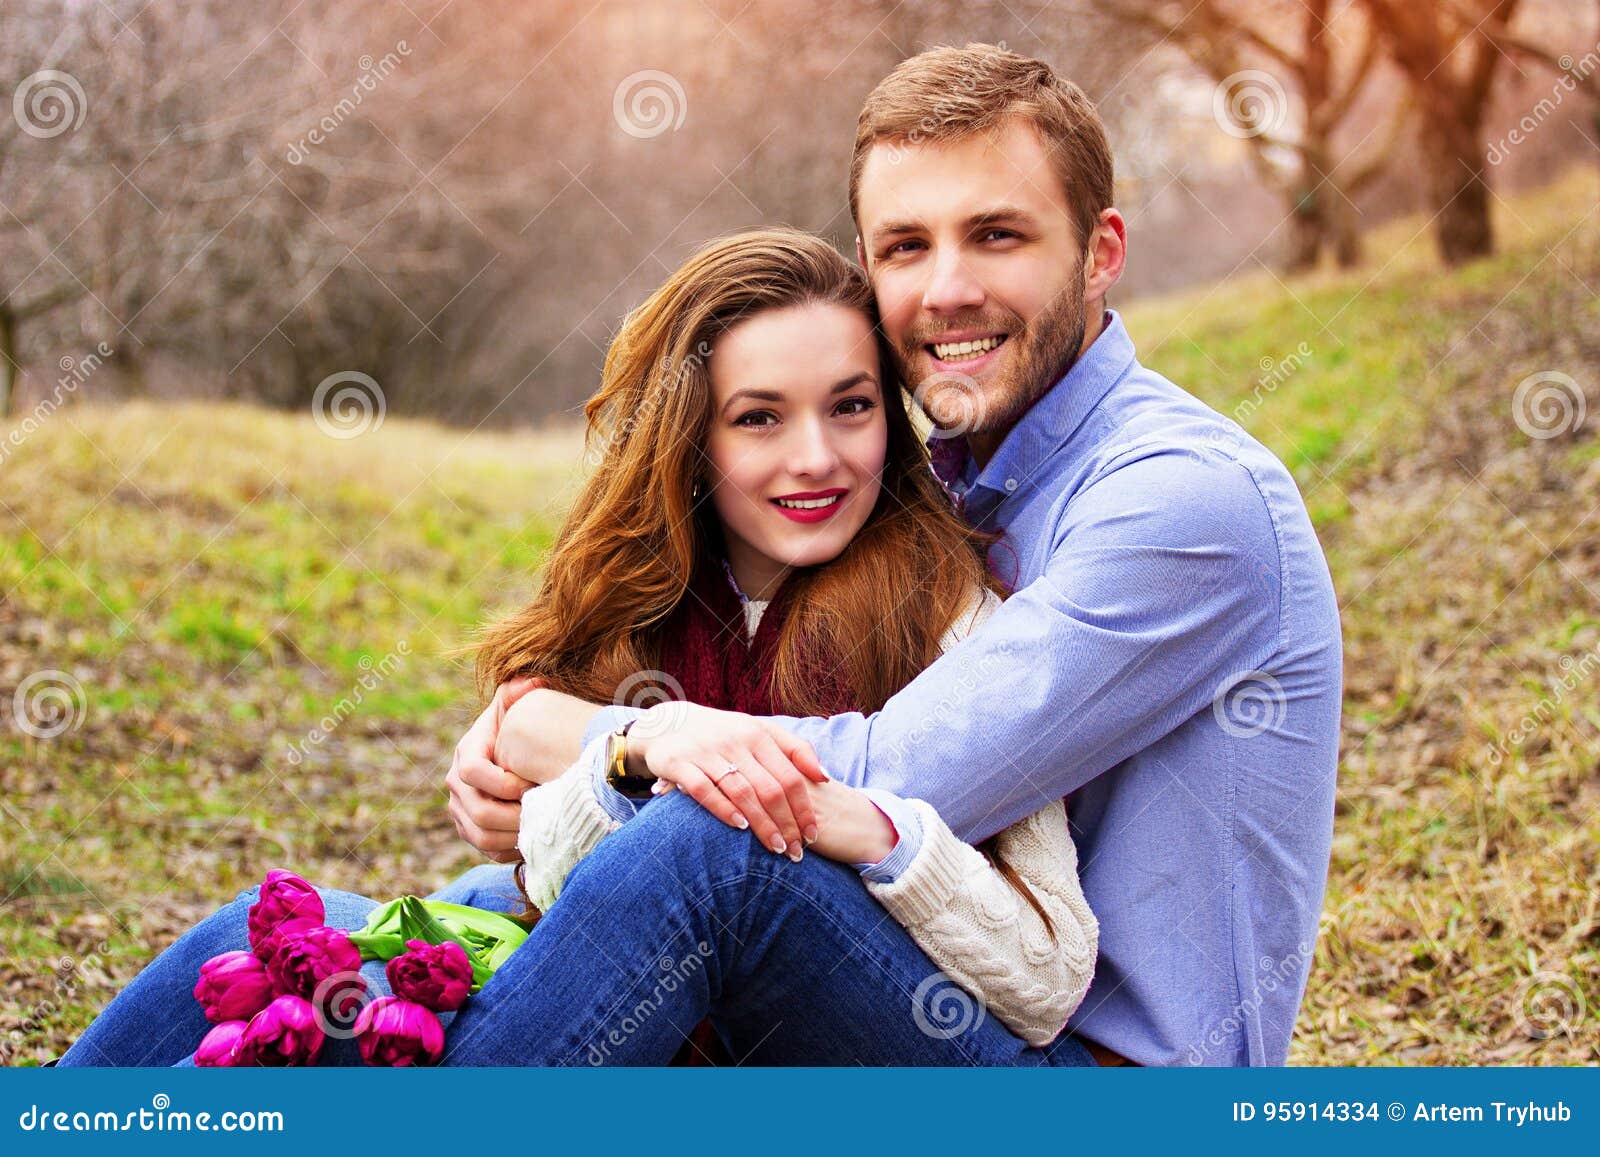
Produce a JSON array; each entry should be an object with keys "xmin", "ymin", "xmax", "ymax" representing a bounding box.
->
[
  {"xmin": 1428, "ymin": 119, "xmax": 1494, "ymax": 264},
  {"xmin": 0, "ymin": 305, "xmax": 17, "ymax": 420}
]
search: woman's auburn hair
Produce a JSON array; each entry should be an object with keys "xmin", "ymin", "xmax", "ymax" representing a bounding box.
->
[{"xmin": 473, "ymin": 226, "xmax": 999, "ymax": 715}]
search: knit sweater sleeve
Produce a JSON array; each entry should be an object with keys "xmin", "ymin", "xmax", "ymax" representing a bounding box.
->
[
  {"xmin": 863, "ymin": 796, "xmax": 1097, "ymax": 1047},
  {"xmin": 515, "ymin": 736, "xmax": 625, "ymax": 914},
  {"xmin": 855, "ymin": 586, "xmax": 1100, "ymax": 1047}
]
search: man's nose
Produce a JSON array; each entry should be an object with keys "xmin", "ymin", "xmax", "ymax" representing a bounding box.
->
[{"xmin": 921, "ymin": 250, "xmax": 986, "ymax": 314}]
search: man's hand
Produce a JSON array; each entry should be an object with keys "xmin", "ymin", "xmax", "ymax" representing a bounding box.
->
[
  {"xmin": 630, "ymin": 702, "xmax": 830, "ymax": 859},
  {"xmin": 446, "ymin": 676, "xmax": 542, "ymax": 862}
]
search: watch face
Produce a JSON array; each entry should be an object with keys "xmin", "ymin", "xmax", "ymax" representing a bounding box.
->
[{"xmin": 609, "ymin": 774, "xmax": 656, "ymax": 800}]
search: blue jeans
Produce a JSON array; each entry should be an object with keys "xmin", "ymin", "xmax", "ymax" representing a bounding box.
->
[{"xmin": 59, "ymin": 791, "xmax": 1095, "ymax": 1066}]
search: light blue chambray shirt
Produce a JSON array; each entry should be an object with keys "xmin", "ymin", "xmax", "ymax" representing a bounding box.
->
[{"xmin": 585, "ymin": 310, "xmax": 1342, "ymax": 1066}]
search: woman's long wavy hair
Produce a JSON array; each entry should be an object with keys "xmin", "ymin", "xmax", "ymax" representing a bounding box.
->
[{"xmin": 473, "ymin": 228, "xmax": 1048, "ymax": 924}]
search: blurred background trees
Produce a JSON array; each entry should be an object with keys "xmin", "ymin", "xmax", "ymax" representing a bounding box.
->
[{"xmin": 1, "ymin": 0, "xmax": 1594, "ymax": 424}]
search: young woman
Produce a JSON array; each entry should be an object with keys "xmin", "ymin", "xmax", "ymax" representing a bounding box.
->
[{"xmin": 57, "ymin": 229, "xmax": 1097, "ymax": 1067}]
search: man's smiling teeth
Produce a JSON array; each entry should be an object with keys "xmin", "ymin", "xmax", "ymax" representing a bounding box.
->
[
  {"xmin": 775, "ymin": 495, "xmax": 841, "ymax": 510},
  {"xmin": 932, "ymin": 334, "xmax": 1006, "ymax": 360}
]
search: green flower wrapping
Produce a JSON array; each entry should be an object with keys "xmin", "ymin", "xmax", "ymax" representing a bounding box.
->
[{"xmin": 348, "ymin": 896, "xmax": 528, "ymax": 992}]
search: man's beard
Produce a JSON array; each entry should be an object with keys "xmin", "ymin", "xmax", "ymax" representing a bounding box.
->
[{"xmin": 895, "ymin": 261, "xmax": 1088, "ymax": 441}]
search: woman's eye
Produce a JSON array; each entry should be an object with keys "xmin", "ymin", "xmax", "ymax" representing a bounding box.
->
[
  {"xmin": 734, "ymin": 410, "xmax": 777, "ymax": 428},
  {"xmin": 836, "ymin": 397, "xmax": 876, "ymax": 417}
]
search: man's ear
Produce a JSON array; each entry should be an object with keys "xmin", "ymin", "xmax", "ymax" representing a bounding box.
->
[
  {"xmin": 855, "ymin": 234, "xmax": 869, "ymax": 272},
  {"xmin": 1082, "ymin": 207, "xmax": 1127, "ymax": 305}
]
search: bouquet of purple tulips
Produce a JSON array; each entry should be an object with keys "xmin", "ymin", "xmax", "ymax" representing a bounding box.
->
[{"xmin": 190, "ymin": 869, "xmax": 527, "ymax": 1067}]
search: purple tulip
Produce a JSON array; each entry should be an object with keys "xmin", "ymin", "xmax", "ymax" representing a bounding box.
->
[
  {"xmin": 247, "ymin": 870, "xmax": 324, "ymax": 961},
  {"xmin": 354, "ymin": 996, "xmax": 445, "ymax": 1067},
  {"xmin": 266, "ymin": 925, "xmax": 365, "ymax": 1019},
  {"xmin": 235, "ymin": 995, "xmax": 325, "ymax": 1066},
  {"xmin": 386, "ymin": 939, "xmax": 473, "ymax": 1012},
  {"xmin": 193, "ymin": 950, "xmax": 275, "ymax": 1024},
  {"xmin": 194, "ymin": 1020, "xmax": 248, "ymax": 1067}
]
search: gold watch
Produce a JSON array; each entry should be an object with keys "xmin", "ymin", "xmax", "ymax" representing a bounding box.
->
[{"xmin": 603, "ymin": 720, "xmax": 655, "ymax": 799}]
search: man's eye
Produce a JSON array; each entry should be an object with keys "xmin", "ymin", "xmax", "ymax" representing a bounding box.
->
[
  {"xmin": 885, "ymin": 239, "xmax": 924, "ymax": 256},
  {"xmin": 734, "ymin": 411, "xmax": 777, "ymax": 428},
  {"xmin": 836, "ymin": 397, "xmax": 876, "ymax": 416},
  {"xmin": 980, "ymin": 228, "xmax": 1019, "ymax": 243}
]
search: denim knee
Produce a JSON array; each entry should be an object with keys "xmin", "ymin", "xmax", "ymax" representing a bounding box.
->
[{"xmin": 618, "ymin": 790, "xmax": 761, "ymax": 875}]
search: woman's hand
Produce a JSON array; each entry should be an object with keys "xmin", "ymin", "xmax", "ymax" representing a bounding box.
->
[
  {"xmin": 628, "ymin": 702, "xmax": 829, "ymax": 859},
  {"xmin": 446, "ymin": 676, "xmax": 543, "ymax": 862}
]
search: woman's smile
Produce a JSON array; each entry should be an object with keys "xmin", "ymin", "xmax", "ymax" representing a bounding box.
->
[{"xmin": 771, "ymin": 487, "xmax": 848, "ymax": 523}]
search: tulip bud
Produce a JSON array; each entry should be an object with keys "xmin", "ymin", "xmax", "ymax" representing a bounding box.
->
[
  {"xmin": 193, "ymin": 950, "xmax": 275, "ymax": 1024},
  {"xmin": 386, "ymin": 939, "xmax": 473, "ymax": 1012},
  {"xmin": 194, "ymin": 1020, "xmax": 248, "ymax": 1067},
  {"xmin": 353, "ymin": 996, "xmax": 446, "ymax": 1067},
  {"xmin": 235, "ymin": 995, "xmax": 325, "ymax": 1066},
  {"xmin": 247, "ymin": 870, "xmax": 325, "ymax": 962},
  {"xmin": 266, "ymin": 925, "xmax": 366, "ymax": 1020}
]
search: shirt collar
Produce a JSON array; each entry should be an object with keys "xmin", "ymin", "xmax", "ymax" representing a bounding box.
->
[{"xmin": 926, "ymin": 309, "xmax": 1137, "ymax": 525}]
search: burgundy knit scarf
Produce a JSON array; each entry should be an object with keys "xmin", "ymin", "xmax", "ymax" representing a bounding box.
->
[{"xmin": 655, "ymin": 563, "xmax": 852, "ymax": 716}]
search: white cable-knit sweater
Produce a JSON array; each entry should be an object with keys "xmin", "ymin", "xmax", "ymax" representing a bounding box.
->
[{"xmin": 516, "ymin": 588, "xmax": 1098, "ymax": 1047}]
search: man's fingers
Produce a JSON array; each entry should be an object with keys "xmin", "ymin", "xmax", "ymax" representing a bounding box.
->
[{"xmin": 760, "ymin": 722, "xmax": 829, "ymax": 783}]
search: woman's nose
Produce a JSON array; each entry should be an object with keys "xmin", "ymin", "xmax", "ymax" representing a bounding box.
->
[{"xmin": 787, "ymin": 422, "xmax": 841, "ymax": 478}]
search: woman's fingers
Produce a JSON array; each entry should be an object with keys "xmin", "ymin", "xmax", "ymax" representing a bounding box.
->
[
  {"xmin": 760, "ymin": 722, "xmax": 829, "ymax": 784},
  {"xmin": 711, "ymin": 749, "xmax": 803, "ymax": 858},
  {"xmin": 657, "ymin": 760, "xmax": 749, "ymax": 832},
  {"xmin": 748, "ymin": 731, "xmax": 820, "ymax": 843}
]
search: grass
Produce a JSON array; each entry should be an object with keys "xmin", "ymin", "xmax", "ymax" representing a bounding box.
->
[{"xmin": 2, "ymin": 169, "xmax": 1596, "ymax": 1065}]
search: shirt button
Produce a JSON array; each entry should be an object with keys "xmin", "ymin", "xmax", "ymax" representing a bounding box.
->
[{"xmin": 1004, "ymin": 478, "xmax": 1018, "ymax": 492}]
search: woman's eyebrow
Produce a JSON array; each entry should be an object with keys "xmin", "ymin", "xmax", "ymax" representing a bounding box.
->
[
  {"xmin": 831, "ymin": 372, "xmax": 877, "ymax": 393},
  {"xmin": 722, "ymin": 373, "xmax": 876, "ymax": 415}
]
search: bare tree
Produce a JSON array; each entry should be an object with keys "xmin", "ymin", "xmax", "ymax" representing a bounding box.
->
[
  {"xmin": 1093, "ymin": 0, "xmax": 1406, "ymax": 271},
  {"xmin": 1357, "ymin": 0, "xmax": 1529, "ymax": 264}
]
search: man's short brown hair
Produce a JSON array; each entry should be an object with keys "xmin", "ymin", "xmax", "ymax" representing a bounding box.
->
[{"xmin": 849, "ymin": 43, "xmax": 1115, "ymax": 250}]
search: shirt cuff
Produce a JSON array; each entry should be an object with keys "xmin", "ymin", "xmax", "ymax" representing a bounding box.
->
[
  {"xmin": 583, "ymin": 733, "xmax": 645, "ymax": 825},
  {"xmin": 850, "ymin": 787, "xmax": 923, "ymax": 883},
  {"xmin": 582, "ymin": 704, "xmax": 645, "ymax": 750}
]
